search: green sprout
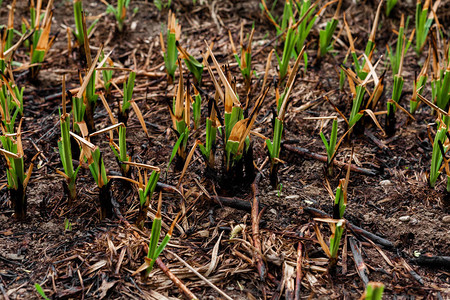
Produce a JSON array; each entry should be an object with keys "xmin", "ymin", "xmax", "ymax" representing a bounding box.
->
[
  {"xmin": 4, "ymin": 0, "xmax": 16, "ymax": 52},
  {"xmin": 99, "ymin": 51, "xmax": 114, "ymax": 96},
  {"xmin": 267, "ymin": 47, "xmax": 304, "ymax": 187},
  {"xmin": 362, "ymin": 282, "xmax": 385, "ymax": 300},
  {"xmin": 119, "ymin": 71, "xmax": 136, "ymax": 124},
  {"xmin": 429, "ymin": 122, "xmax": 447, "ymax": 188},
  {"xmin": 317, "ymin": 0, "xmax": 342, "ymax": 59},
  {"xmin": 177, "ymin": 43, "xmax": 204, "ymax": 85},
  {"xmin": 387, "ymin": 15, "xmax": 414, "ymax": 76},
  {"xmin": 319, "ymin": 117, "xmax": 338, "ymax": 176},
  {"xmin": 154, "ymin": 0, "xmax": 172, "ymax": 11},
  {"xmin": 106, "ymin": 0, "xmax": 131, "ymax": 32},
  {"xmin": 29, "ymin": 1, "xmax": 55, "ymax": 79},
  {"xmin": 192, "ymin": 85, "xmax": 202, "ymax": 130},
  {"xmin": 73, "ymin": 0, "xmax": 100, "ymax": 47},
  {"xmin": 64, "ymin": 218, "xmax": 72, "ymax": 232},
  {"xmin": 34, "ymin": 283, "xmax": 50, "ymax": 300},
  {"xmin": 90, "ymin": 123, "xmax": 130, "ymax": 177},
  {"xmin": 168, "ymin": 60, "xmax": 190, "ymax": 170},
  {"xmin": 294, "ymin": 0, "xmax": 317, "ymax": 66},
  {"xmin": 415, "ymin": 0, "xmax": 433, "ymax": 55},
  {"xmin": 0, "ymin": 77, "xmax": 24, "ymax": 133},
  {"xmin": 229, "ymin": 25, "xmax": 255, "ymax": 91},
  {"xmin": 57, "ymin": 78, "xmax": 81, "ymax": 204},
  {"xmin": 410, "ymin": 50, "xmax": 429, "ymax": 114},
  {"xmin": 70, "ymin": 132, "xmax": 112, "ymax": 219},
  {"xmin": 0, "ymin": 120, "xmax": 36, "ymax": 220},
  {"xmin": 75, "ymin": 46, "xmax": 104, "ymax": 133},
  {"xmin": 204, "ymin": 44, "xmax": 269, "ymax": 184},
  {"xmin": 118, "ymin": 162, "xmax": 161, "ymax": 230},
  {"xmin": 386, "ymin": 0, "xmax": 398, "ymax": 17},
  {"xmin": 277, "ymin": 22, "xmax": 298, "ymax": 83},
  {"xmin": 160, "ymin": 11, "xmax": 180, "ymax": 84},
  {"xmin": 144, "ymin": 192, "xmax": 179, "ymax": 276},
  {"xmin": 198, "ymin": 89, "xmax": 218, "ymax": 169},
  {"xmin": 386, "ymin": 16, "xmax": 410, "ymax": 135}
]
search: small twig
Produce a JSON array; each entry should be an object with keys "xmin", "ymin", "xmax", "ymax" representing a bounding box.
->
[
  {"xmin": 348, "ymin": 236, "xmax": 369, "ymax": 286},
  {"xmin": 303, "ymin": 207, "xmax": 394, "ymax": 249},
  {"xmin": 0, "ymin": 283, "xmax": 9, "ymax": 300},
  {"xmin": 364, "ymin": 129, "xmax": 390, "ymax": 153},
  {"xmin": 210, "ymin": 195, "xmax": 265, "ymax": 212},
  {"xmin": 294, "ymin": 241, "xmax": 303, "ymax": 300},
  {"xmin": 155, "ymin": 257, "xmax": 198, "ymax": 300},
  {"xmin": 283, "ymin": 145, "xmax": 379, "ymax": 176},
  {"xmin": 166, "ymin": 250, "xmax": 233, "ymax": 300},
  {"xmin": 411, "ymin": 255, "xmax": 450, "ymax": 270},
  {"xmin": 251, "ymin": 173, "xmax": 266, "ymax": 281}
]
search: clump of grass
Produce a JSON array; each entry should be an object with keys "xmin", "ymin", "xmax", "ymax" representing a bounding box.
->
[
  {"xmin": 410, "ymin": 49, "xmax": 429, "ymax": 114},
  {"xmin": 109, "ymin": 161, "xmax": 161, "ymax": 229},
  {"xmin": 154, "ymin": 0, "xmax": 171, "ymax": 11},
  {"xmin": 72, "ymin": 46, "xmax": 105, "ymax": 133},
  {"xmin": 267, "ymin": 48, "xmax": 303, "ymax": 187},
  {"xmin": 72, "ymin": 0, "xmax": 99, "ymax": 48},
  {"xmin": 277, "ymin": 21, "xmax": 299, "ymax": 84},
  {"xmin": 28, "ymin": 0, "xmax": 56, "ymax": 79},
  {"xmin": 0, "ymin": 120, "xmax": 37, "ymax": 220},
  {"xmin": 314, "ymin": 158, "xmax": 351, "ymax": 268},
  {"xmin": 56, "ymin": 76, "xmax": 81, "ymax": 204},
  {"xmin": 429, "ymin": 120, "xmax": 447, "ymax": 188},
  {"xmin": 0, "ymin": 75, "xmax": 24, "ymax": 132},
  {"xmin": 202, "ymin": 44, "xmax": 269, "ymax": 188},
  {"xmin": 229, "ymin": 24, "xmax": 255, "ymax": 91},
  {"xmin": 386, "ymin": 15, "xmax": 413, "ymax": 135},
  {"xmin": 317, "ymin": 0, "xmax": 342, "ymax": 60},
  {"xmin": 105, "ymin": 0, "xmax": 131, "ymax": 32},
  {"xmin": 415, "ymin": 0, "xmax": 433, "ymax": 55},
  {"xmin": 124, "ymin": 162, "xmax": 160, "ymax": 230},
  {"xmin": 160, "ymin": 11, "xmax": 180, "ymax": 84},
  {"xmin": 118, "ymin": 70, "xmax": 136, "ymax": 125},
  {"xmin": 362, "ymin": 282, "xmax": 385, "ymax": 300},
  {"xmin": 4, "ymin": 0, "xmax": 16, "ymax": 55},
  {"xmin": 99, "ymin": 50, "xmax": 114, "ymax": 97},
  {"xmin": 386, "ymin": 0, "xmax": 398, "ymax": 17},
  {"xmin": 70, "ymin": 132, "xmax": 112, "ymax": 219},
  {"xmin": 132, "ymin": 192, "xmax": 179, "ymax": 277},
  {"xmin": 168, "ymin": 60, "xmax": 190, "ymax": 170},
  {"xmin": 387, "ymin": 15, "xmax": 414, "ymax": 76},
  {"xmin": 177, "ymin": 43, "xmax": 204, "ymax": 85},
  {"xmin": 90, "ymin": 123, "xmax": 131, "ymax": 177},
  {"xmin": 144, "ymin": 192, "xmax": 179, "ymax": 276},
  {"xmin": 339, "ymin": 6, "xmax": 386, "ymax": 135}
]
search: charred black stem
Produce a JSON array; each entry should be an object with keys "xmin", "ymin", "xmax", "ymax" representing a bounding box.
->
[
  {"xmin": 11, "ymin": 184, "xmax": 27, "ymax": 220},
  {"xmin": 269, "ymin": 162, "xmax": 279, "ymax": 189},
  {"xmin": 99, "ymin": 181, "xmax": 113, "ymax": 220},
  {"xmin": 385, "ymin": 106, "xmax": 396, "ymax": 136}
]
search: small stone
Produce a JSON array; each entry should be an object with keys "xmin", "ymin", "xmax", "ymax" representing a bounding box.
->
[
  {"xmin": 409, "ymin": 218, "xmax": 418, "ymax": 225},
  {"xmin": 304, "ymin": 199, "xmax": 315, "ymax": 205},
  {"xmin": 399, "ymin": 216, "xmax": 410, "ymax": 222},
  {"xmin": 442, "ymin": 216, "xmax": 450, "ymax": 223},
  {"xmin": 285, "ymin": 195, "xmax": 300, "ymax": 200},
  {"xmin": 380, "ymin": 180, "xmax": 392, "ymax": 186}
]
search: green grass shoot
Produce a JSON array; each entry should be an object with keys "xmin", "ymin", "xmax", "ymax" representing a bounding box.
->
[
  {"xmin": 415, "ymin": 0, "xmax": 433, "ymax": 55},
  {"xmin": 106, "ymin": 0, "xmax": 131, "ymax": 32}
]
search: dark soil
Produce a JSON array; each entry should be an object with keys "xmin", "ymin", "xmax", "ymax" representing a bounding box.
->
[{"xmin": 0, "ymin": 0, "xmax": 449, "ymax": 299}]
